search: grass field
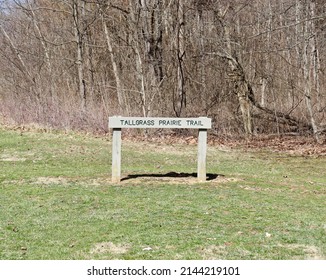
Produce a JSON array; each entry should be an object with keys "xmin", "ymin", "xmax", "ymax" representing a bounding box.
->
[{"xmin": 0, "ymin": 127, "xmax": 325, "ymax": 260}]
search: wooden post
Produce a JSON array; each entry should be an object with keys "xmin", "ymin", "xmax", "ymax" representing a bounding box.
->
[
  {"xmin": 112, "ymin": 128, "xmax": 122, "ymax": 183},
  {"xmin": 197, "ymin": 128, "xmax": 207, "ymax": 182}
]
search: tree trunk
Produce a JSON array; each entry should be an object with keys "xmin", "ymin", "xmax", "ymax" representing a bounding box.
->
[
  {"xmin": 73, "ymin": 0, "xmax": 86, "ymax": 112},
  {"xmin": 302, "ymin": 0, "xmax": 320, "ymax": 142},
  {"xmin": 303, "ymin": 35, "xmax": 319, "ymax": 142},
  {"xmin": 173, "ymin": 0, "xmax": 186, "ymax": 117},
  {"xmin": 101, "ymin": 12, "xmax": 126, "ymax": 115},
  {"xmin": 27, "ymin": 0, "xmax": 55, "ymax": 100},
  {"xmin": 224, "ymin": 23, "xmax": 253, "ymax": 136}
]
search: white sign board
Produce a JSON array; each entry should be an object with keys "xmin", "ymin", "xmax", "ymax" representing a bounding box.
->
[
  {"xmin": 108, "ymin": 116, "xmax": 211, "ymax": 183},
  {"xmin": 109, "ymin": 116, "xmax": 211, "ymax": 129}
]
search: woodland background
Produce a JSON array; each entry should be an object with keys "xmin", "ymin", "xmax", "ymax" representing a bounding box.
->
[{"xmin": 0, "ymin": 0, "xmax": 325, "ymax": 141}]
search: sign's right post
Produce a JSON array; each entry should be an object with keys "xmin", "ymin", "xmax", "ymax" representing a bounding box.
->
[
  {"xmin": 112, "ymin": 128, "xmax": 122, "ymax": 183},
  {"xmin": 197, "ymin": 128, "xmax": 208, "ymax": 182}
]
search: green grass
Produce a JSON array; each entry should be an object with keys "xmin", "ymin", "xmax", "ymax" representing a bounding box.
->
[{"xmin": 0, "ymin": 128, "xmax": 325, "ymax": 260}]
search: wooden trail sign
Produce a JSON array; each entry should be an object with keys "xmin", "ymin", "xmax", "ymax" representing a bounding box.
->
[{"xmin": 108, "ymin": 116, "xmax": 212, "ymax": 183}]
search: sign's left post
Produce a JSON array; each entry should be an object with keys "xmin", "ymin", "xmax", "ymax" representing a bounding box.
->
[{"xmin": 112, "ymin": 128, "xmax": 122, "ymax": 183}]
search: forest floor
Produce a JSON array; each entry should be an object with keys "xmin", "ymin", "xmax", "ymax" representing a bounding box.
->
[{"xmin": 0, "ymin": 126, "xmax": 325, "ymax": 259}]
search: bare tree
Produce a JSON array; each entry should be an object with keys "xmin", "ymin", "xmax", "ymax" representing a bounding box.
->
[
  {"xmin": 1, "ymin": 0, "xmax": 326, "ymax": 138},
  {"xmin": 99, "ymin": 2, "xmax": 127, "ymax": 115},
  {"xmin": 300, "ymin": 0, "xmax": 320, "ymax": 142}
]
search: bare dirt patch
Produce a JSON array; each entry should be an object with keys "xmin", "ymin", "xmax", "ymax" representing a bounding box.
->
[
  {"xmin": 198, "ymin": 245, "xmax": 228, "ymax": 259},
  {"xmin": 289, "ymin": 244, "xmax": 325, "ymax": 260},
  {"xmin": 1, "ymin": 177, "xmax": 69, "ymax": 186},
  {"xmin": 0, "ymin": 151, "xmax": 39, "ymax": 162},
  {"xmin": 276, "ymin": 244, "xmax": 325, "ymax": 260},
  {"xmin": 34, "ymin": 177, "xmax": 68, "ymax": 186},
  {"xmin": 1, "ymin": 155, "xmax": 26, "ymax": 162},
  {"xmin": 90, "ymin": 242, "xmax": 130, "ymax": 256}
]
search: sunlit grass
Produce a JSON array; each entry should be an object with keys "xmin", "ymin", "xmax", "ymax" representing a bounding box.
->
[{"xmin": 0, "ymin": 128, "xmax": 325, "ymax": 259}]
